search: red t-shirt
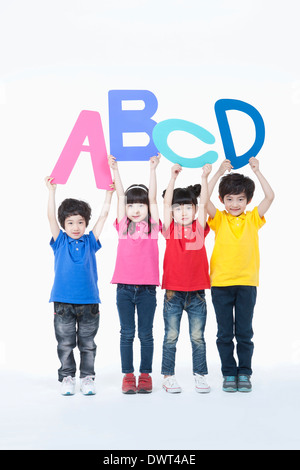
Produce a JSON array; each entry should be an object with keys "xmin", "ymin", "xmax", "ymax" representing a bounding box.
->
[{"xmin": 162, "ymin": 220, "xmax": 210, "ymax": 291}]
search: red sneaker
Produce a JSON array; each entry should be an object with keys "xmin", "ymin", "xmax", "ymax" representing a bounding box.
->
[
  {"xmin": 122, "ymin": 373, "xmax": 137, "ymax": 394},
  {"xmin": 137, "ymin": 373, "xmax": 152, "ymax": 393}
]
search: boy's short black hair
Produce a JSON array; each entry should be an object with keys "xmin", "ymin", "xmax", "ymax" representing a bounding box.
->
[
  {"xmin": 162, "ymin": 184, "xmax": 201, "ymax": 206},
  {"xmin": 219, "ymin": 173, "xmax": 255, "ymax": 202},
  {"xmin": 58, "ymin": 198, "xmax": 92, "ymax": 228}
]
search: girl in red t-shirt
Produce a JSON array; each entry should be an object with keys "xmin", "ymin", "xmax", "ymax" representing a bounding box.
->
[{"xmin": 161, "ymin": 163, "xmax": 212, "ymax": 394}]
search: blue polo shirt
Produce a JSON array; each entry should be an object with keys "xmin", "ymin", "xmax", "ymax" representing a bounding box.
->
[{"xmin": 49, "ymin": 230, "xmax": 101, "ymax": 304}]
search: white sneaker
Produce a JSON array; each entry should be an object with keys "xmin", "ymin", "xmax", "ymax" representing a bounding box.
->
[
  {"xmin": 61, "ymin": 376, "xmax": 76, "ymax": 395},
  {"xmin": 162, "ymin": 375, "xmax": 182, "ymax": 393},
  {"xmin": 194, "ymin": 374, "xmax": 211, "ymax": 393},
  {"xmin": 80, "ymin": 376, "xmax": 96, "ymax": 395}
]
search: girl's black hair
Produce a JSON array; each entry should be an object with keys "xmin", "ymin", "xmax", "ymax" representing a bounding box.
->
[
  {"xmin": 124, "ymin": 184, "xmax": 152, "ymax": 234},
  {"xmin": 219, "ymin": 173, "xmax": 255, "ymax": 202},
  {"xmin": 162, "ymin": 184, "xmax": 201, "ymax": 206},
  {"xmin": 58, "ymin": 198, "xmax": 92, "ymax": 229}
]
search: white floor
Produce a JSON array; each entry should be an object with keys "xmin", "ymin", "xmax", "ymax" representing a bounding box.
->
[{"xmin": 1, "ymin": 362, "xmax": 299, "ymax": 451}]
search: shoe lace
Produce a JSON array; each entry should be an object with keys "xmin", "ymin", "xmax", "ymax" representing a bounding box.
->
[
  {"xmin": 194, "ymin": 374, "xmax": 205, "ymax": 384},
  {"xmin": 63, "ymin": 376, "xmax": 74, "ymax": 384},
  {"xmin": 166, "ymin": 376, "xmax": 178, "ymax": 387},
  {"xmin": 82, "ymin": 376, "xmax": 95, "ymax": 387}
]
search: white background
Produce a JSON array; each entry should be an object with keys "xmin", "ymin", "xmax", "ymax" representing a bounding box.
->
[{"xmin": 0, "ymin": 0, "xmax": 299, "ymax": 450}]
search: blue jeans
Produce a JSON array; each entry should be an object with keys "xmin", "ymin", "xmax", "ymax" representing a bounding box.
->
[
  {"xmin": 54, "ymin": 302, "xmax": 99, "ymax": 382},
  {"xmin": 116, "ymin": 284, "xmax": 157, "ymax": 374},
  {"xmin": 161, "ymin": 290, "xmax": 208, "ymax": 376},
  {"xmin": 211, "ymin": 286, "xmax": 257, "ymax": 376}
]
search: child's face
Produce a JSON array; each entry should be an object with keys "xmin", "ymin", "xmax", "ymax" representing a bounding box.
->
[
  {"xmin": 64, "ymin": 214, "xmax": 87, "ymax": 239},
  {"xmin": 126, "ymin": 203, "xmax": 148, "ymax": 223},
  {"xmin": 173, "ymin": 204, "xmax": 197, "ymax": 226},
  {"xmin": 220, "ymin": 192, "xmax": 249, "ymax": 216}
]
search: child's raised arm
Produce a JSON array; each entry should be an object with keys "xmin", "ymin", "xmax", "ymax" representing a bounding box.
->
[
  {"xmin": 45, "ymin": 176, "xmax": 60, "ymax": 241},
  {"xmin": 207, "ymin": 159, "xmax": 233, "ymax": 218},
  {"xmin": 92, "ymin": 183, "xmax": 115, "ymax": 240},
  {"xmin": 108, "ymin": 155, "xmax": 126, "ymax": 223},
  {"xmin": 163, "ymin": 164, "xmax": 182, "ymax": 231},
  {"xmin": 198, "ymin": 164, "xmax": 212, "ymax": 229},
  {"xmin": 148, "ymin": 153, "xmax": 161, "ymax": 224},
  {"xmin": 249, "ymin": 157, "xmax": 275, "ymax": 217}
]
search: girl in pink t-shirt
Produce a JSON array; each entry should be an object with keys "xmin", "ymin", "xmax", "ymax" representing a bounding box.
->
[{"xmin": 108, "ymin": 154, "xmax": 161, "ymax": 395}]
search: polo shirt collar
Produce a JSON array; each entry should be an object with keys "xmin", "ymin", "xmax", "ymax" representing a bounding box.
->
[
  {"xmin": 226, "ymin": 211, "xmax": 246, "ymax": 222},
  {"xmin": 134, "ymin": 220, "xmax": 149, "ymax": 229},
  {"xmin": 67, "ymin": 235, "xmax": 85, "ymax": 243},
  {"xmin": 174, "ymin": 221, "xmax": 195, "ymax": 234}
]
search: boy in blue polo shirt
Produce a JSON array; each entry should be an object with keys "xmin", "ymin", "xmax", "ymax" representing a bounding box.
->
[{"xmin": 45, "ymin": 175, "xmax": 114, "ymax": 395}]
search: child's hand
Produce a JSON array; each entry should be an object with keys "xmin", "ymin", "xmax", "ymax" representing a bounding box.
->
[
  {"xmin": 45, "ymin": 176, "xmax": 57, "ymax": 191},
  {"xmin": 150, "ymin": 153, "xmax": 161, "ymax": 169},
  {"xmin": 108, "ymin": 181, "xmax": 116, "ymax": 193},
  {"xmin": 219, "ymin": 159, "xmax": 233, "ymax": 174},
  {"xmin": 202, "ymin": 163, "xmax": 212, "ymax": 177},
  {"xmin": 249, "ymin": 157, "xmax": 259, "ymax": 173},
  {"xmin": 108, "ymin": 154, "xmax": 118, "ymax": 170},
  {"xmin": 171, "ymin": 164, "xmax": 182, "ymax": 179}
]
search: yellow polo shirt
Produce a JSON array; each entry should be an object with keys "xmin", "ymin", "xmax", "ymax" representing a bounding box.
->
[{"xmin": 208, "ymin": 207, "xmax": 266, "ymax": 286}]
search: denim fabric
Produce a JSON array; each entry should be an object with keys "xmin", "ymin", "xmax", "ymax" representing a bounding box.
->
[
  {"xmin": 211, "ymin": 286, "xmax": 257, "ymax": 376},
  {"xmin": 116, "ymin": 284, "xmax": 157, "ymax": 374},
  {"xmin": 161, "ymin": 290, "xmax": 208, "ymax": 376},
  {"xmin": 54, "ymin": 302, "xmax": 99, "ymax": 382}
]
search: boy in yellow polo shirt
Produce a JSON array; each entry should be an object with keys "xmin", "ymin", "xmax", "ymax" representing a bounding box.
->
[{"xmin": 207, "ymin": 158, "xmax": 274, "ymax": 392}]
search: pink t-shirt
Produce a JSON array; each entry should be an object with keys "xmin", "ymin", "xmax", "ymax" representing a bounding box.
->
[{"xmin": 111, "ymin": 217, "xmax": 161, "ymax": 286}]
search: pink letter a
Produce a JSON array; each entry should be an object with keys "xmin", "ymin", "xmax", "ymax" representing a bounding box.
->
[{"xmin": 50, "ymin": 110, "xmax": 112, "ymax": 189}]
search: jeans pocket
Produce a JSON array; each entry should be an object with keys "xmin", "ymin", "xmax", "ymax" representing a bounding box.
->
[
  {"xmin": 196, "ymin": 290, "xmax": 206, "ymax": 303},
  {"xmin": 117, "ymin": 284, "xmax": 126, "ymax": 291},
  {"xmin": 163, "ymin": 291, "xmax": 180, "ymax": 314},
  {"xmin": 146, "ymin": 286, "xmax": 156, "ymax": 296},
  {"xmin": 90, "ymin": 304, "xmax": 100, "ymax": 317},
  {"xmin": 79, "ymin": 304, "xmax": 100, "ymax": 320},
  {"xmin": 54, "ymin": 302, "xmax": 68, "ymax": 317},
  {"xmin": 166, "ymin": 290, "xmax": 175, "ymax": 301}
]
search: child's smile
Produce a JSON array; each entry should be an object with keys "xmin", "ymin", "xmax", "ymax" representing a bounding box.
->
[
  {"xmin": 126, "ymin": 203, "xmax": 148, "ymax": 223},
  {"xmin": 221, "ymin": 193, "xmax": 249, "ymax": 217},
  {"xmin": 64, "ymin": 215, "xmax": 87, "ymax": 239}
]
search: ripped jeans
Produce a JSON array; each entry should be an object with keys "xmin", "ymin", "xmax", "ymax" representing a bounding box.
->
[
  {"xmin": 161, "ymin": 290, "xmax": 208, "ymax": 376},
  {"xmin": 54, "ymin": 302, "xmax": 99, "ymax": 382}
]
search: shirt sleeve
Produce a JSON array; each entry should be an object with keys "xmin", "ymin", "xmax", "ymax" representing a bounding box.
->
[
  {"xmin": 194, "ymin": 220, "xmax": 209, "ymax": 238},
  {"xmin": 89, "ymin": 230, "xmax": 102, "ymax": 252},
  {"xmin": 162, "ymin": 220, "xmax": 174, "ymax": 239},
  {"xmin": 189, "ymin": 220, "xmax": 208, "ymax": 250},
  {"xmin": 50, "ymin": 230, "xmax": 64, "ymax": 253},
  {"xmin": 251, "ymin": 206, "xmax": 266, "ymax": 229},
  {"xmin": 149, "ymin": 218, "xmax": 163, "ymax": 236},
  {"xmin": 207, "ymin": 209, "xmax": 222, "ymax": 232},
  {"xmin": 113, "ymin": 216, "xmax": 128, "ymax": 235}
]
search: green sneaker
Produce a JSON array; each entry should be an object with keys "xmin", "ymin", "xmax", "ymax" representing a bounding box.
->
[
  {"xmin": 237, "ymin": 375, "xmax": 252, "ymax": 392},
  {"xmin": 223, "ymin": 376, "xmax": 237, "ymax": 392}
]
